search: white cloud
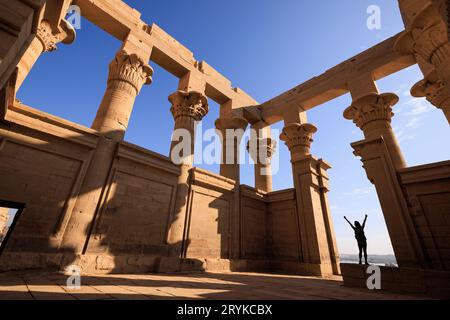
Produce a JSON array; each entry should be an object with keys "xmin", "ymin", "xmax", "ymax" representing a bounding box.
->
[
  {"xmin": 406, "ymin": 117, "xmax": 421, "ymax": 128},
  {"xmin": 392, "ymin": 96, "xmax": 433, "ymax": 143},
  {"xmin": 394, "ymin": 127, "xmax": 416, "ymax": 143},
  {"xmin": 342, "ymin": 187, "xmax": 371, "ymax": 197},
  {"xmin": 404, "ymin": 98, "xmax": 432, "ymax": 115}
]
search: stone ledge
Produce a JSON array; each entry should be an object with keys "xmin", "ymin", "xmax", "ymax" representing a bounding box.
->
[
  {"xmin": 0, "ymin": 251, "xmax": 340, "ymax": 278},
  {"xmin": 157, "ymin": 258, "xmax": 335, "ymax": 277},
  {"xmin": 341, "ymin": 263, "xmax": 450, "ymax": 299}
]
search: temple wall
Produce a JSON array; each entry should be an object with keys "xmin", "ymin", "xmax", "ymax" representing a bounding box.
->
[
  {"xmin": 0, "ymin": 103, "xmax": 182, "ymax": 272},
  {"xmin": 238, "ymin": 187, "xmax": 300, "ymax": 262},
  {"xmin": 399, "ymin": 161, "xmax": 450, "ymax": 271},
  {"xmin": 0, "ymin": 103, "xmax": 337, "ymax": 276},
  {"xmin": 84, "ymin": 143, "xmax": 180, "ymax": 257},
  {"xmin": 239, "ymin": 186, "xmax": 267, "ymax": 259},
  {"xmin": 0, "ymin": 103, "xmax": 98, "ymax": 254},
  {"xmin": 184, "ymin": 169, "xmax": 235, "ymax": 260},
  {"xmin": 266, "ymin": 189, "xmax": 300, "ymax": 261}
]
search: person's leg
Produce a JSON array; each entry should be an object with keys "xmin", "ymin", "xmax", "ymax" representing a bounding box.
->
[
  {"xmin": 358, "ymin": 243, "xmax": 363, "ymax": 264},
  {"xmin": 363, "ymin": 243, "xmax": 368, "ymax": 265}
]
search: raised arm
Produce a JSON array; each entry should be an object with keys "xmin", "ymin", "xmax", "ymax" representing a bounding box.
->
[
  {"xmin": 362, "ymin": 214, "xmax": 368, "ymax": 229},
  {"xmin": 344, "ymin": 216, "xmax": 355, "ymax": 230}
]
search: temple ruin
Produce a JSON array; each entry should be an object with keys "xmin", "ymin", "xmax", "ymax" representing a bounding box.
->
[{"xmin": 0, "ymin": 0, "xmax": 449, "ymax": 298}]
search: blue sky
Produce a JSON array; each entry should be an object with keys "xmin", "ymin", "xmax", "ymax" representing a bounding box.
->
[{"xmin": 16, "ymin": 0, "xmax": 450, "ymax": 255}]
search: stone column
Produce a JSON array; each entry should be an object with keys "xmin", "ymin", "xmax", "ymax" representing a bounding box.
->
[
  {"xmin": 16, "ymin": 19, "xmax": 76, "ymax": 90},
  {"xmin": 280, "ymin": 123, "xmax": 340, "ymax": 276},
  {"xmin": 92, "ymin": 50, "xmax": 153, "ymax": 141},
  {"xmin": 166, "ymin": 90, "xmax": 209, "ymax": 256},
  {"xmin": 395, "ymin": 3, "xmax": 450, "ymax": 124},
  {"xmin": 344, "ymin": 93, "xmax": 425, "ymax": 268},
  {"xmin": 60, "ymin": 49, "xmax": 152, "ymax": 254},
  {"xmin": 344, "ymin": 93, "xmax": 407, "ymax": 170},
  {"xmin": 215, "ymin": 116, "xmax": 248, "ymax": 182},
  {"xmin": 214, "ymin": 116, "xmax": 248, "ymax": 259},
  {"xmin": 247, "ymin": 136, "xmax": 276, "ymax": 192}
]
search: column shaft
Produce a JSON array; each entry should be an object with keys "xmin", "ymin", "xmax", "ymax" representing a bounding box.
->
[
  {"xmin": 166, "ymin": 90, "xmax": 209, "ymax": 256},
  {"xmin": 215, "ymin": 117, "xmax": 248, "ymax": 182},
  {"xmin": 92, "ymin": 50, "xmax": 153, "ymax": 141},
  {"xmin": 247, "ymin": 135, "xmax": 276, "ymax": 193},
  {"xmin": 60, "ymin": 49, "xmax": 152, "ymax": 254}
]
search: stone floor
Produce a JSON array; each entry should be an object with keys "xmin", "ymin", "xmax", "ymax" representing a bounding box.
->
[{"xmin": 0, "ymin": 271, "xmax": 428, "ymax": 300}]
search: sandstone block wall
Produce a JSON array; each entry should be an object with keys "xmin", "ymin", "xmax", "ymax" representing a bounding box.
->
[
  {"xmin": 0, "ymin": 103, "xmax": 328, "ymax": 275},
  {"xmin": 399, "ymin": 161, "xmax": 450, "ymax": 271}
]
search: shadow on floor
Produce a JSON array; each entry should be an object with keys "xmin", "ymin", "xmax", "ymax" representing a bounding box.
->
[{"xmin": 0, "ymin": 271, "xmax": 428, "ymax": 300}]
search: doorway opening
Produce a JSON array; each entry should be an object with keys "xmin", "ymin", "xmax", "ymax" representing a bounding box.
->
[{"xmin": 0, "ymin": 201, "xmax": 25, "ymax": 255}]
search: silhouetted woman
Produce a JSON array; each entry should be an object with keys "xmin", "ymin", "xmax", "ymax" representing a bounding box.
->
[{"xmin": 344, "ymin": 215, "xmax": 369, "ymax": 265}]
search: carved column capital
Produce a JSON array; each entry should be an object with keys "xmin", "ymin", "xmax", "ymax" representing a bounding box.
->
[
  {"xmin": 395, "ymin": 4, "xmax": 450, "ymax": 67},
  {"xmin": 411, "ymin": 70, "xmax": 450, "ymax": 109},
  {"xmin": 344, "ymin": 93, "xmax": 399, "ymax": 130},
  {"xmin": 169, "ymin": 90, "xmax": 209, "ymax": 122},
  {"xmin": 345, "ymin": 93, "xmax": 406, "ymax": 169},
  {"xmin": 247, "ymin": 137, "xmax": 277, "ymax": 163},
  {"xmin": 280, "ymin": 123, "xmax": 317, "ymax": 157},
  {"xmin": 215, "ymin": 116, "xmax": 248, "ymax": 131},
  {"xmin": 36, "ymin": 19, "xmax": 76, "ymax": 52},
  {"xmin": 108, "ymin": 50, "xmax": 153, "ymax": 95}
]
